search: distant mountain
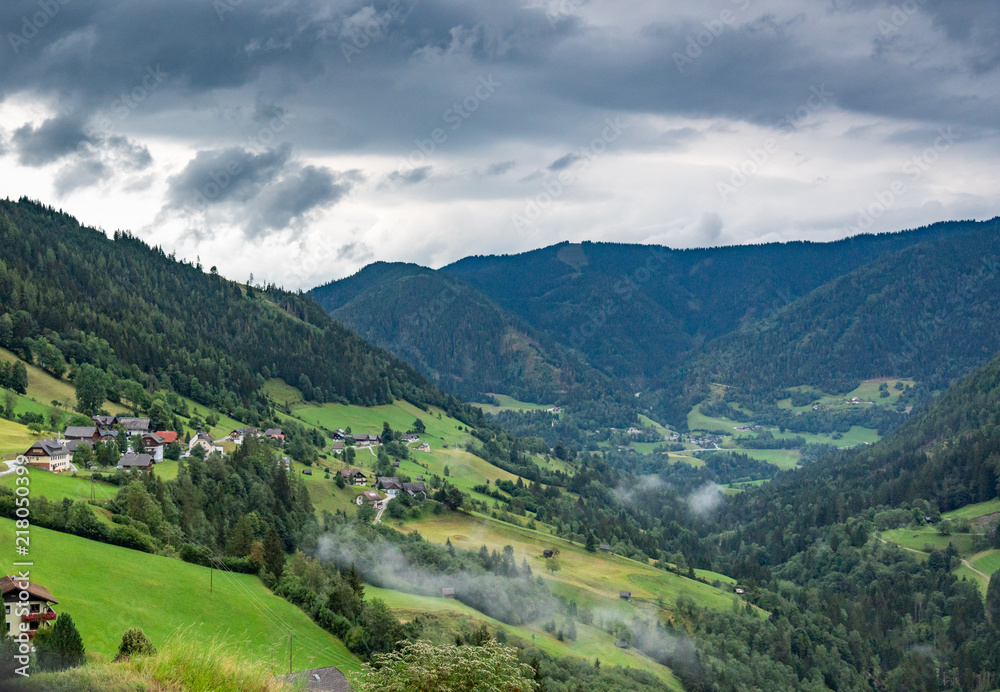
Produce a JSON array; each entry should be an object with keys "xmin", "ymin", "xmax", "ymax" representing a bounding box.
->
[
  {"xmin": 441, "ymin": 221, "xmax": 987, "ymax": 390},
  {"xmin": 665, "ymin": 218, "xmax": 1000, "ymax": 422},
  {"xmin": 0, "ymin": 198, "xmax": 475, "ymax": 422},
  {"xmin": 308, "ymin": 262, "xmax": 637, "ymax": 426}
]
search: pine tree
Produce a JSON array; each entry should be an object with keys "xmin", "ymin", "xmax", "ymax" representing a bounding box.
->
[
  {"xmin": 263, "ymin": 526, "xmax": 285, "ymax": 579},
  {"xmin": 35, "ymin": 612, "xmax": 86, "ymax": 670},
  {"xmin": 347, "ymin": 563, "xmax": 365, "ymax": 598},
  {"xmin": 585, "ymin": 532, "xmax": 597, "ymax": 552},
  {"xmin": 987, "ymin": 570, "xmax": 1000, "ymax": 630}
]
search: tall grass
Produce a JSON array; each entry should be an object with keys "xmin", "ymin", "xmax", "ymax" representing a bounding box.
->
[{"xmin": 12, "ymin": 632, "xmax": 298, "ymax": 692}]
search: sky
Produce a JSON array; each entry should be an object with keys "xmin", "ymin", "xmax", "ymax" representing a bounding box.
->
[{"xmin": 0, "ymin": 0, "xmax": 998, "ymax": 290}]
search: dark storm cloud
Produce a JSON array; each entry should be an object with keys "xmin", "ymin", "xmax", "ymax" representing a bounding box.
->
[
  {"xmin": 12, "ymin": 116, "xmax": 94, "ymax": 166},
  {"xmin": 54, "ymin": 158, "xmax": 110, "ymax": 196},
  {"xmin": 1, "ymin": 0, "xmax": 998, "ymax": 159},
  {"xmin": 164, "ymin": 143, "xmax": 356, "ymax": 237}
]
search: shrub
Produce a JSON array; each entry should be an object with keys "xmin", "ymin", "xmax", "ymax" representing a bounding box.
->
[{"xmin": 116, "ymin": 628, "xmax": 156, "ymax": 661}]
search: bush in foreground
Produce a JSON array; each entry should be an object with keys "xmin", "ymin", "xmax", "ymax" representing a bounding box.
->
[{"xmin": 356, "ymin": 640, "xmax": 537, "ymax": 692}]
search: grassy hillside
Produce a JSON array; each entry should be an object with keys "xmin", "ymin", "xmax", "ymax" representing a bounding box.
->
[
  {"xmin": 0, "ymin": 417, "xmax": 34, "ymax": 455},
  {"xmin": 0, "ymin": 519, "xmax": 360, "ymax": 674},
  {"xmin": 401, "ymin": 511, "xmax": 736, "ymax": 616},
  {"xmin": 365, "ymin": 586, "xmax": 684, "ymax": 690}
]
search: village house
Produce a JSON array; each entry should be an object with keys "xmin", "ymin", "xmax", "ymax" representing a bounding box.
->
[
  {"xmin": 92, "ymin": 415, "xmax": 116, "ymax": 428},
  {"xmin": 599, "ymin": 544, "xmax": 612, "ymax": 552},
  {"xmin": 118, "ymin": 417, "xmax": 151, "ymax": 434},
  {"xmin": 331, "ymin": 442, "xmax": 345, "ymax": 453},
  {"xmin": 351, "ymin": 433, "xmax": 382, "ymax": 446},
  {"xmin": 156, "ymin": 430, "xmax": 179, "ymax": 445},
  {"xmin": 140, "ymin": 433, "xmax": 165, "ymax": 462},
  {"xmin": 117, "ymin": 452, "xmax": 154, "ymax": 472},
  {"xmin": 63, "ymin": 439, "xmax": 94, "ymax": 459},
  {"xmin": 356, "ymin": 490, "xmax": 383, "ymax": 508},
  {"xmin": 441, "ymin": 588, "xmax": 455, "ymax": 599},
  {"xmin": 417, "ymin": 442, "xmax": 431, "ymax": 452},
  {"xmin": 331, "ymin": 429, "xmax": 347, "ymax": 440},
  {"xmin": 227, "ymin": 426, "xmax": 259, "ymax": 444},
  {"xmin": 339, "ymin": 469, "xmax": 368, "ymax": 485},
  {"xmin": 22, "ymin": 440, "xmax": 72, "ymax": 472},
  {"xmin": 402, "ymin": 482, "xmax": 427, "ymax": 498},
  {"xmin": 188, "ymin": 431, "xmax": 217, "ymax": 455},
  {"xmin": 376, "ymin": 477, "xmax": 402, "ymax": 496},
  {"xmin": 264, "ymin": 428, "xmax": 285, "ymax": 442},
  {"xmin": 401, "ymin": 434, "xmax": 419, "ymax": 443},
  {"xmin": 64, "ymin": 426, "xmax": 117, "ymax": 442},
  {"xmin": 2, "ymin": 575, "xmax": 58, "ymax": 639},
  {"xmin": 542, "ymin": 549, "xmax": 554, "ymax": 558}
]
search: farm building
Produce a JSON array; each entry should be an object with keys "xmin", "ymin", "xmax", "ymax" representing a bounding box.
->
[
  {"xmin": 543, "ymin": 550, "xmax": 554, "ymax": 558},
  {"xmin": 356, "ymin": 490, "xmax": 383, "ymax": 507},
  {"xmin": 619, "ymin": 591, "xmax": 631, "ymax": 601},
  {"xmin": 2, "ymin": 575, "xmax": 58, "ymax": 640},
  {"xmin": 117, "ymin": 453, "xmax": 154, "ymax": 472},
  {"xmin": 339, "ymin": 469, "xmax": 368, "ymax": 485},
  {"xmin": 441, "ymin": 588, "xmax": 455, "ymax": 599}
]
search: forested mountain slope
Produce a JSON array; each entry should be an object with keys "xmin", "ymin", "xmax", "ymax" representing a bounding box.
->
[
  {"xmin": 309, "ymin": 263, "xmax": 637, "ymax": 425},
  {"xmin": 0, "ymin": 198, "xmax": 475, "ymax": 422},
  {"xmin": 441, "ymin": 221, "xmax": 988, "ymax": 388},
  {"xmin": 677, "ymin": 219, "xmax": 1000, "ymax": 409}
]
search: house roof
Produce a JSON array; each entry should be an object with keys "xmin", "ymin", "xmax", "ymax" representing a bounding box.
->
[
  {"xmin": 441, "ymin": 587, "xmax": 455, "ymax": 597},
  {"xmin": 264, "ymin": 428, "xmax": 283, "ymax": 436},
  {"xmin": 118, "ymin": 453, "xmax": 154, "ymax": 468},
  {"xmin": 331, "ymin": 443, "xmax": 344, "ymax": 450},
  {"xmin": 142, "ymin": 433, "xmax": 165, "ymax": 445},
  {"xmin": 280, "ymin": 666, "xmax": 352, "ymax": 692},
  {"xmin": 0, "ymin": 576, "xmax": 58, "ymax": 604},
  {"xmin": 64, "ymin": 426, "xmax": 97, "ymax": 438},
  {"xmin": 26, "ymin": 439, "xmax": 69, "ymax": 456},
  {"xmin": 403, "ymin": 482, "xmax": 427, "ymax": 494},
  {"xmin": 64, "ymin": 439, "xmax": 94, "ymax": 453},
  {"xmin": 599, "ymin": 544, "xmax": 611, "ymax": 550},
  {"xmin": 156, "ymin": 431, "xmax": 178, "ymax": 444},
  {"xmin": 92, "ymin": 415, "xmax": 116, "ymax": 426},
  {"xmin": 360, "ymin": 490, "xmax": 382, "ymax": 501},
  {"xmin": 619, "ymin": 591, "xmax": 631, "ymax": 598},
  {"xmin": 194, "ymin": 431, "xmax": 214, "ymax": 443},
  {"xmin": 339, "ymin": 468, "xmax": 365, "ymax": 477},
  {"xmin": 118, "ymin": 417, "xmax": 151, "ymax": 431},
  {"xmin": 377, "ymin": 477, "xmax": 402, "ymax": 490}
]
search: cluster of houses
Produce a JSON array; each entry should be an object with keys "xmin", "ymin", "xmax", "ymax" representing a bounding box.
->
[
  {"xmin": 21, "ymin": 416, "xmax": 288, "ymax": 475},
  {"xmin": 22, "ymin": 415, "xmax": 178, "ymax": 473},
  {"xmin": 341, "ymin": 468, "xmax": 428, "ymax": 509},
  {"xmin": 331, "ymin": 429, "xmax": 429, "ymax": 454}
]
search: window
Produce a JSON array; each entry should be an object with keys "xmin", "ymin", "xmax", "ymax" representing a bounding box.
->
[
  {"xmin": 30, "ymin": 603, "xmax": 40, "ymax": 614},
  {"xmin": 4, "ymin": 605, "xmax": 9, "ymax": 615}
]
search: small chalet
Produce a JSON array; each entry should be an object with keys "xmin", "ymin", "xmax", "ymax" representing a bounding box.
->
[
  {"xmin": 339, "ymin": 469, "xmax": 368, "ymax": 486},
  {"xmin": 402, "ymin": 482, "xmax": 427, "ymax": 498},
  {"xmin": 735, "ymin": 587, "xmax": 745, "ymax": 595},
  {"xmin": 156, "ymin": 430, "xmax": 179, "ymax": 445},
  {"xmin": 302, "ymin": 468, "xmax": 312, "ymax": 476},
  {"xmin": 417, "ymin": 443, "xmax": 431, "ymax": 452},
  {"xmin": 63, "ymin": 426, "xmax": 99, "ymax": 441},
  {"xmin": 441, "ymin": 588, "xmax": 455, "ymax": 599},
  {"xmin": 22, "ymin": 440, "xmax": 72, "ymax": 472},
  {"xmin": 117, "ymin": 452, "xmax": 154, "ymax": 472},
  {"xmin": 376, "ymin": 477, "xmax": 402, "ymax": 496},
  {"xmin": 227, "ymin": 426, "xmax": 258, "ymax": 443},
  {"xmin": 351, "ymin": 434, "xmax": 382, "ymax": 446},
  {"xmin": 92, "ymin": 415, "xmax": 117, "ymax": 427},
  {"xmin": 2, "ymin": 575, "xmax": 58, "ymax": 638},
  {"xmin": 542, "ymin": 550, "xmax": 554, "ymax": 558},
  {"xmin": 188, "ymin": 431, "xmax": 217, "ymax": 455},
  {"xmin": 401, "ymin": 434, "xmax": 419, "ymax": 443},
  {"xmin": 118, "ymin": 417, "xmax": 151, "ymax": 434},
  {"xmin": 264, "ymin": 428, "xmax": 285, "ymax": 442},
  {"xmin": 63, "ymin": 439, "xmax": 94, "ymax": 458},
  {"xmin": 356, "ymin": 490, "xmax": 383, "ymax": 507},
  {"xmin": 331, "ymin": 442, "xmax": 345, "ymax": 452},
  {"xmin": 140, "ymin": 433, "xmax": 165, "ymax": 462},
  {"xmin": 599, "ymin": 544, "xmax": 612, "ymax": 552},
  {"xmin": 415, "ymin": 475, "xmax": 424, "ymax": 481},
  {"xmin": 619, "ymin": 591, "xmax": 631, "ymax": 601},
  {"xmin": 392, "ymin": 460, "xmax": 400, "ymax": 468},
  {"xmin": 331, "ymin": 429, "xmax": 347, "ymax": 440},
  {"xmin": 615, "ymin": 640, "xmax": 629, "ymax": 649}
]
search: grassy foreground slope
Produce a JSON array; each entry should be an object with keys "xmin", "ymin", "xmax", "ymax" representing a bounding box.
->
[{"xmin": 0, "ymin": 519, "xmax": 360, "ymax": 674}]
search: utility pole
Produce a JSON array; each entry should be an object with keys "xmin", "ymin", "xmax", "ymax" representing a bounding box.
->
[
  {"xmin": 210, "ymin": 561, "xmax": 213, "ymax": 593},
  {"xmin": 289, "ymin": 630, "xmax": 294, "ymax": 675}
]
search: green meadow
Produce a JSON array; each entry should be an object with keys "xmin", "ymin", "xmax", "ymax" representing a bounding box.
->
[{"xmin": 0, "ymin": 519, "xmax": 360, "ymax": 674}]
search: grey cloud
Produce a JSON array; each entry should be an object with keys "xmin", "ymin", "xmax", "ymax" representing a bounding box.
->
[
  {"xmin": 12, "ymin": 116, "xmax": 94, "ymax": 166},
  {"xmin": 384, "ymin": 166, "xmax": 433, "ymax": 187},
  {"xmin": 485, "ymin": 160, "xmax": 516, "ymax": 176},
  {"xmin": 548, "ymin": 153, "xmax": 583, "ymax": 171},
  {"xmin": 165, "ymin": 143, "xmax": 355, "ymax": 238},
  {"xmin": 54, "ymin": 159, "xmax": 111, "ymax": 196}
]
